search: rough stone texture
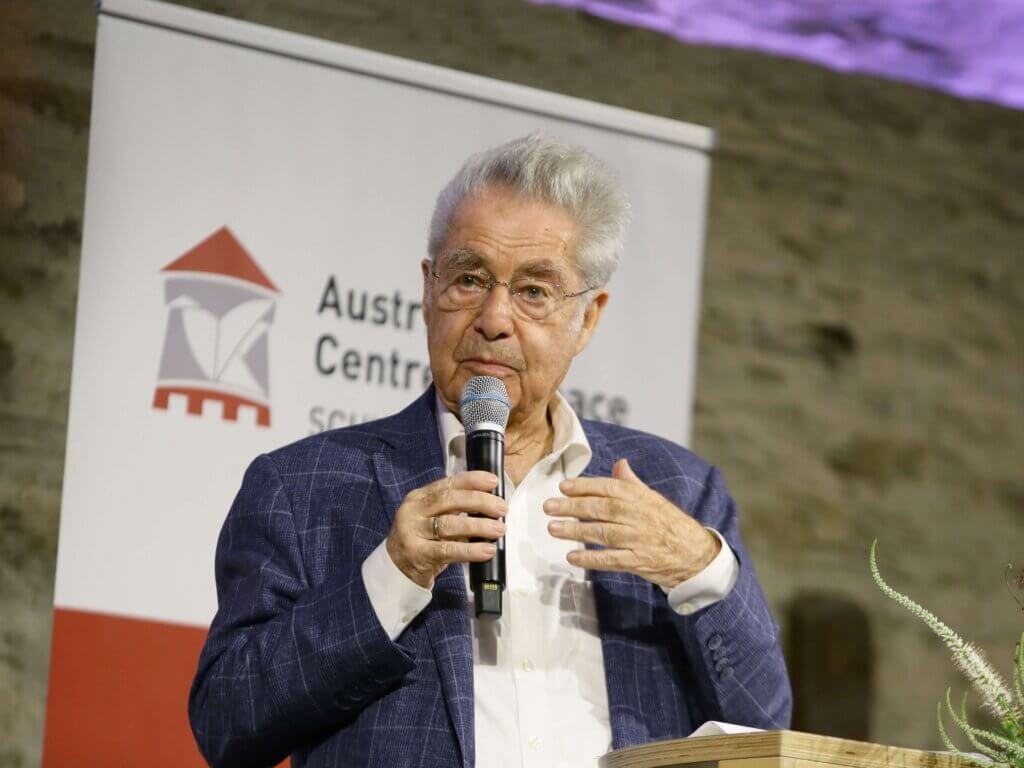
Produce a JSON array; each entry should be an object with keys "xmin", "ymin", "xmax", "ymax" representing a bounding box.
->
[
  {"xmin": 788, "ymin": 593, "xmax": 873, "ymax": 739},
  {"xmin": 1, "ymin": 0, "xmax": 1021, "ymax": 765},
  {"xmin": 0, "ymin": 2, "xmax": 94, "ymax": 766}
]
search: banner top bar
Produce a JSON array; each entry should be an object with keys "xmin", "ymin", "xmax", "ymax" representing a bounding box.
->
[{"xmin": 97, "ymin": 0, "xmax": 716, "ymax": 152}]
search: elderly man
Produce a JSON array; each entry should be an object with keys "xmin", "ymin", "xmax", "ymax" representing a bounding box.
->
[{"xmin": 189, "ymin": 134, "xmax": 791, "ymax": 768}]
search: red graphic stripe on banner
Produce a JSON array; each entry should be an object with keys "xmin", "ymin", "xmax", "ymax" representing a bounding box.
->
[{"xmin": 42, "ymin": 608, "xmax": 288, "ymax": 767}]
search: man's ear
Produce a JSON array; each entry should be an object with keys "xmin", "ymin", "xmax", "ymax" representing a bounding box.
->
[{"xmin": 573, "ymin": 290, "xmax": 609, "ymax": 356}]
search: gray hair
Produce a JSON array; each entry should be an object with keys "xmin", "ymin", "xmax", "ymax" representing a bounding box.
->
[{"xmin": 428, "ymin": 133, "xmax": 631, "ymax": 289}]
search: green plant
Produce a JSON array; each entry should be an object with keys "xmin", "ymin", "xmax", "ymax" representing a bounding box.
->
[{"xmin": 870, "ymin": 541, "xmax": 1024, "ymax": 768}]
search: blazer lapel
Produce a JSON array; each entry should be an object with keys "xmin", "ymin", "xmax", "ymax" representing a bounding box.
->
[
  {"xmin": 371, "ymin": 388, "xmax": 475, "ymax": 766},
  {"xmin": 580, "ymin": 422, "xmax": 654, "ymax": 749}
]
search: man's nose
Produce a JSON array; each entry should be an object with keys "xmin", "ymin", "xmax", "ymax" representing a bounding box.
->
[{"xmin": 473, "ymin": 284, "xmax": 515, "ymax": 340}]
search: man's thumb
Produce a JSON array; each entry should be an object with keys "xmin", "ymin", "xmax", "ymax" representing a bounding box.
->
[{"xmin": 612, "ymin": 457, "xmax": 642, "ymax": 484}]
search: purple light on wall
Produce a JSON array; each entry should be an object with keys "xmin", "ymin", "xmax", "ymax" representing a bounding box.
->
[{"xmin": 530, "ymin": 0, "xmax": 1024, "ymax": 110}]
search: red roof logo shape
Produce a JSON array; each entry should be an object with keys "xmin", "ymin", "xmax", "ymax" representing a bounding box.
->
[{"xmin": 161, "ymin": 226, "xmax": 279, "ymax": 292}]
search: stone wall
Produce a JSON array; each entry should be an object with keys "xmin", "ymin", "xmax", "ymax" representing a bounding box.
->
[
  {"xmin": 1, "ymin": 0, "xmax": 1021, "ymax": 765},
  {"xmin": 1, "ymin": 3, "xmax": 94, "ymax": 766}
]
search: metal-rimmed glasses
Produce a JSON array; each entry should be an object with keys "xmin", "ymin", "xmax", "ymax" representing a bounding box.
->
[{"xmin": 429, "ymin": 265, "xmax": 596, "ymax": 321}]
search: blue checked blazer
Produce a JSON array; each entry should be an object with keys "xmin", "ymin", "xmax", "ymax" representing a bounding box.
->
[{"xmin": 189, "ymin": 387, "xmax": 791, "ymax": 767}]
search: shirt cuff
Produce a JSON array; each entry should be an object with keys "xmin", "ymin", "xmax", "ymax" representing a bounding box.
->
[
  {"xmin": 663, "ymin": 529, "xmax": 739, "ymax": 616},
  {"xmin": 361, "ymin": 539, "xmax": 433, "ymax": 641}
]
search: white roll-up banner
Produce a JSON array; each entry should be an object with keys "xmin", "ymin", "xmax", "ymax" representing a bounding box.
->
[{"xmin": 44, "ymin": 0, "xmax": 713, "ymax": 763}]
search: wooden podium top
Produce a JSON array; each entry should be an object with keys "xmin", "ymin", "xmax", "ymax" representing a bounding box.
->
[{"xmin": 599, "ymin": 730, "xmax": 974, "ymax": 768}]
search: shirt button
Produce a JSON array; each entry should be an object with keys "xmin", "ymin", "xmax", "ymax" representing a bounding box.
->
[
  {"xmin": 529, "ymin": 736, "xmax": 542, "ymax": 750},
  {"xmin": 522, "ymin": 658, "xmax": 535, "ymax": 672},
  {"xmin": 680, "ymin": 602, "xmax": 696, "ymax": 615}
]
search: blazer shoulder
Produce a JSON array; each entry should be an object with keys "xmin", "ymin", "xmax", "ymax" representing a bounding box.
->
[
  {"xmin": 261, "ymin": 389, "xmax": 434, "ymax": 473},
  {"xmin": 326, "ymin": 391, "xmax": 436, "ymax": 453},
  {"xmin": 583, "ymin": 419, "xmax": 711, "ymax": 474},
  {"xmin": 581, "ymin": 419, "xmax": 717, "ymax": 510},
  {"xmin": 262, "ymin": 421, "xmax": 393, "ymax": 472}
]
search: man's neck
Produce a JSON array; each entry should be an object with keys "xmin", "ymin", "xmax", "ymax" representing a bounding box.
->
[{"xmin": 503, "ymin": 402, "xmax": 554, "ymax": 486}]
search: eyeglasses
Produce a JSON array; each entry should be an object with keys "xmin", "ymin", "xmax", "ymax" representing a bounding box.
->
[{"xmin": 430, "ymin": 266, "xmax": 595, "ymax": 321}]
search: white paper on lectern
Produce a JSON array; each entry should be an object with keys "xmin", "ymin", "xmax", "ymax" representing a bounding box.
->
[{"xmin": 688, "ymin": 721, "xmax": 765, "ymax": 738}]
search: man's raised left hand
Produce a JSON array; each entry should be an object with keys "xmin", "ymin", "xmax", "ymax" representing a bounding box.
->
[{"xmin": 543, "ymin": 458, "xmax": 721, "ymax": 590}]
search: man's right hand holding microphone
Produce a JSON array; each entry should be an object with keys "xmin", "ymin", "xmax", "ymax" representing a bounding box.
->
[{"xmin": 385, "ymin": 471, "xmax": 507, "ymax": 590}]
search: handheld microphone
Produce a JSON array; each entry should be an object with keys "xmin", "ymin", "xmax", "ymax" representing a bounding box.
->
[{"xmin": 460, "ymin": 375, "xmax": 510, "ymax": 619}]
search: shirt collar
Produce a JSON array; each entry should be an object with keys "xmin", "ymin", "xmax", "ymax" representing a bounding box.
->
[{"xmin": 435, "ymin": 390, "xmax": 592, "ymax": 479}]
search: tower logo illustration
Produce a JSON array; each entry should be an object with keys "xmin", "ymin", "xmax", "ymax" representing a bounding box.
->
[{"xmin": 153, "ymin": 227, "xmax": 280, "ymax": 427}]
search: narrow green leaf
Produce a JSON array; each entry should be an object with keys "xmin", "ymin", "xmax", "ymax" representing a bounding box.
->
[{"xmin": 945, "ymin": 690, "xmax": 1015, "ymax": 761}]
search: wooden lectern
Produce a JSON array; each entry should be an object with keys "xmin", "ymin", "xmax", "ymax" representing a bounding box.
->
[{"xmin": 600, "ymin": 730, "xmax": 973, "ymax": 768}]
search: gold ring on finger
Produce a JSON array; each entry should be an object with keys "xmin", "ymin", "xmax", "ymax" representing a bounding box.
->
[{"xmin": 432, "ymin": 516, "xmax": 440, "ymax": 540}]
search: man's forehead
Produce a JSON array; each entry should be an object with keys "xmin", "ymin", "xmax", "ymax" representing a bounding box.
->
[
  {"xmin": 438, "ymin": 245, "xmax": 571, "ymax": 277},
  {"xmin": 438, "ymin": 185, "xmax": 579, "ymax": 274},
  {"xmin": 447, "ymin": 220, "xmax": 572, "ymax": 252},
  {"xmin": 449, "ymin": 185, "xmax": 574, "ymax": 242}
]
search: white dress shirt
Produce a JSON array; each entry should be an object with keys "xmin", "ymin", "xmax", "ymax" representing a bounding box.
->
[{"xmin": 362, "ymin": 393, "xmax": 739, "ymax": 767}]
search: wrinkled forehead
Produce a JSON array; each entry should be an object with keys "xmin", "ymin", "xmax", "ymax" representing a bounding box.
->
[
  {"xmin": 438, "ymin": 184, "xmax": 579, "ymax": 276},
  {"xmin": 436, "ymin": 247, "xmax": 573, "ymax": 281}
]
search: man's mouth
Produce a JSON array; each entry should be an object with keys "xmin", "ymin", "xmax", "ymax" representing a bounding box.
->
[{"xmin": 460, "ymin": 358, "xmax": 519, "ymax": 374}]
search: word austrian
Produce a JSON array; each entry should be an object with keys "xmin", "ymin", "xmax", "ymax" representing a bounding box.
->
[{"xmin": 317, "ymin": 276, "xmax": 422, "ymax": 330}]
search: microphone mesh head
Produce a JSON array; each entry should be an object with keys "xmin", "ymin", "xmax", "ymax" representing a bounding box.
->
[{"xmin": 460, "ymin": 376, "xmax": 511, "ymax": 433}]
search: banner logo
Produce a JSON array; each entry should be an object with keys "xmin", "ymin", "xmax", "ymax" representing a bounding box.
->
[{"xmin": 153, "ymin": 227, "xmax": 279, "ymax": 427}]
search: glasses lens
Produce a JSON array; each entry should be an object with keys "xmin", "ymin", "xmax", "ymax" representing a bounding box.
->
[
  {"xmin": 434, "ymin": 267, "xmax": 566, "ymax": 319},
  {"xmin": 439, "ymin": 269, "xmax": 489, "ymax": 308},
  {"xmin": 510, "ymin": 278, "xmax": 559, "ymax": 319}
]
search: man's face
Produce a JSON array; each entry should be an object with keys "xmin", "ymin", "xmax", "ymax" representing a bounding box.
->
[{"xmin": 422, "ymin": 184, "xmax": 608, "ymax": 426}]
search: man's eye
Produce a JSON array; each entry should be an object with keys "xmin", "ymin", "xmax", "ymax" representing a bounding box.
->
[
  {"xmin": 453, "ymin": 273, "xmax": 486, "ymax": 289},
  {"xmin": 516, "ymin": 282, "xmax": 555, "ymax": 302}
]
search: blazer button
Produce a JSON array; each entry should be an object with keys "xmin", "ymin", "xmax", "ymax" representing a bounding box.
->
[
  {"xmin": 707, "ymin": 633, "xmax": 723, "ymax": 650},
  {"xmin": 715, "ymin": 658, "xmax": 729, "ymax": 672},
  {"xmin": 720, "ymin": 666, "xmax": 735, "ymax": 681}
]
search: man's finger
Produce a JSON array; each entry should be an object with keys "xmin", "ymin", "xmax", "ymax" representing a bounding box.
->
[
  {"xmin": 427, "ymin": 489, "xmax": 508, "ymax": 519},
  {"xmin": 565, "ymin": 547, "xmax": 634, "ymax": 572},
  {"xmin": 447, "ymin": 471, "xmax": 501, "ymax": 491},
  {"xmin": 558, "ymin": 476, "xmax": 628, "ymax": 499},
  {"xmin": 432, "ymin": 514, "xmax": 505, "ymax": 541},
  {"xmin": 435, "ymin": 540, "xmax": 497, "ymax": 564},
  {"xmin": 542, "ymin": 495, "xmax": 618, "ymax": 522},
  {"xmin": 548, "ymin": 520, "xmax": 630, "ymax": 548},
  {"xmin": 612, "ymin": 458, "xmax": 644, "ymax": 485},
  {"xmin": 415, "ymin": 472, "xmax": 498, "ymax": 510}
]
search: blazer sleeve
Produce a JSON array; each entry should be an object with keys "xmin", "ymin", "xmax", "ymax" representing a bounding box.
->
[
  {"xmin": 670, "ymin": 464, "xmax": 793, "ymax": 731},
  {"xmin": 188, "ymin": 453, "xmax": 417, "ymax": 768}
]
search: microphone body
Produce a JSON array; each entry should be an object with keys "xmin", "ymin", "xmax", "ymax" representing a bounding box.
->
[
  {"xmin": 467, "ymin": 426, "xmax": 506, "ymax": 618},
  {"xmin": 460, "ymin": 376, "xmax": 511, "ymax": 619}
]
